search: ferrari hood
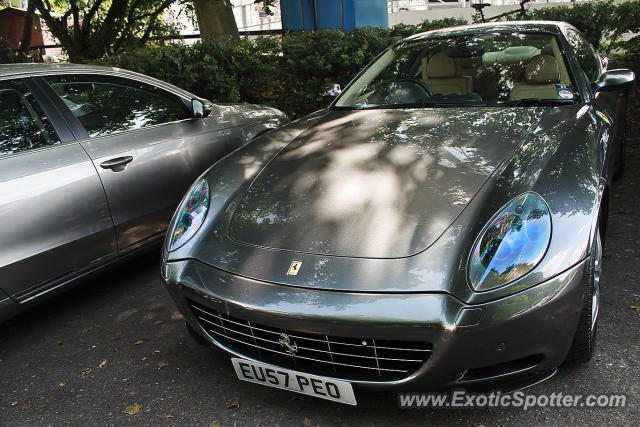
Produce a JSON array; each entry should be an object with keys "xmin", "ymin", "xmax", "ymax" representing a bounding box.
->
[{"xmin": 228, "ymin": 108, "xmax": 543, "ymax": 258}]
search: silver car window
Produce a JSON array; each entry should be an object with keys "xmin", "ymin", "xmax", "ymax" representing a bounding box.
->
[
  {"xmin": 43, "ymin": 74, "xmax": 190, "ymax": 138},
  {"xmin": 0, "ymin": 80, "xmax": 60, "ymax": 157}
]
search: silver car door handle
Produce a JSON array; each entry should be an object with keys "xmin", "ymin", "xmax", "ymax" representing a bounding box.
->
[{"xmin": 100, "ymin": 156, "xmax": 133, "ymax": 172}]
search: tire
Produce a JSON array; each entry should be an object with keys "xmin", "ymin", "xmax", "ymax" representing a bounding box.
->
[
  {"xmin": 613, "ymin": 127, "xmax": 626, "ymax": 180},
  {"xmin": 566, "ymin": 226, "xmax": 602, "ymax": 363}
]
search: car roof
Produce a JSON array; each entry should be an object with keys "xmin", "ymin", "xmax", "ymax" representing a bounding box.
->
[
  {"xmin": 0, "ymin": 63, "xmax": 124, "ymax": 78},
  {"xmin": 0, "ymin": 63, "xmax": 198, "ymax": 100},
  {"xmin": 401, "ymin": 20, "xmax": 569, "ymax": 42}
]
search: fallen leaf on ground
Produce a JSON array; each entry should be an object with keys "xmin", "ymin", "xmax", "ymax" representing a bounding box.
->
[
  {"xmin": 122, "ymin": 403, "xmax": 142, "ymax": 415},
  {"xmin": 165, "ymin": 415, "xmax": 174, "ymax": 418},
  {"xmin": 81, "ymin": 368, "xmax": 92, "ymax": 379},
  {"xmin": 153, "ymin": 320, "xmax": 165, "ymax": 326},
  {"xmin": 135, "ymin": 340, "xmax": 144, "ymax": 345},
  {"xmin": 303, "ymin": 417, "xmax": 312, "ymax": 426},
  {"xmin": 56, "ymin": 341, "xmax": 64, "ymax": 346},
  {"xmin": 11, "ymin": 399, "xmax": 32, "ymax": 410},
  {"xmin": 58, "ymin": 379, "xmax": 69, "ymax": 387},
  {"xmin": 99, "ymin": 360, "xmax": 107, "ymax": 368},
  {"xmin": 155, "ymin": 361, "xmax": 168, "ymax": 371},
  {"xmin": 631, "ymin": 305, "xmax": 640, "ymax": 312},
  {"xmin": 82, "ymin": 322, "xmax": 99, "ymax": 334},
  {"xmin": 227, "ymin": 399, "xmax": 240, "ymax": 409}
]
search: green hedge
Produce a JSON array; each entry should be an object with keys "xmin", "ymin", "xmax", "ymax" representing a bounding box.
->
[
  {"xmin": 98, "ymin": 18, "xmax": 467, "ymax": 117},
  {"xmin": 97, "ymin": 3, "xmax": 639, "ymax": 117}
]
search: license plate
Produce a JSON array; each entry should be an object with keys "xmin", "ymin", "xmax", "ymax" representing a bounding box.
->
[{"xmin": 231, "ymin": 358, "xmax": 357, "ymax": 405}]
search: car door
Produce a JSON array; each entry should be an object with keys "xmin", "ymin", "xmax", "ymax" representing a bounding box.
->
[
  {"xmin": 0, "ymin": 77, "xmax": 116, "ymax": 301},
  {"xmin": 38, "ymin": 73, "xmax": 241, "ymax": 254}
]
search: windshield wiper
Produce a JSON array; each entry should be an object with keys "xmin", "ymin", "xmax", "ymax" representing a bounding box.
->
[
  {"xmin": 342, "ymin": 101, "xmax": 489, "ymax": 110},
  {"xmin": 497, "ymin": 98, "xmax": 576, "ymax": 107},
  {"xmin": 419, "ymin": 101, "xmax": 488, "ymax": 108}
]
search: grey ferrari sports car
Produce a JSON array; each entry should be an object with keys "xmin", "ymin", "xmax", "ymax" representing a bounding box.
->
[
  {"xmin": 161, "ymin": 21, "xmax": 635, "ymax": 405},
  {"xmin": 0, "ymin": 64, "xmax": 288, "ymax": 323}
]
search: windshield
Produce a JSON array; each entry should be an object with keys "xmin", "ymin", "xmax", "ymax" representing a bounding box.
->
[{"xmin": 334, "ymin": 32, "xmax": 577, "ymax": 109}]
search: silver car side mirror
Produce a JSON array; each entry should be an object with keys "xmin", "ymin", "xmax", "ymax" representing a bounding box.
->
[
  {"xmin": 319, "ymin": 83, "xmax": 342, "ymax": 99},
  {"xmin": 192, "ymin": 98, "xmax": 205, "ymax": 118},
  {"xmin": 593, "ymin": 69, "xmax": 635, "ymax": 93}
]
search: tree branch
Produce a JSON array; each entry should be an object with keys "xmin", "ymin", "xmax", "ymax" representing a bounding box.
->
[
  {"xmin": 33, "ymin": 0, "xmax": 72, "ymax": 47},
  {"xmin": 84, "ymin": 0, "xmax": 105, "ymax": 28},
  {"xmin": 132, "ymin": 0, "xmax": 175, "ymax": 22}
]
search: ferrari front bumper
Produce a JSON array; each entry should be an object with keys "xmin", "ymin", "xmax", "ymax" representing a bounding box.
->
[{"xmin": 161, "ymin": 257, "xmax": 588, "ymax": 391}]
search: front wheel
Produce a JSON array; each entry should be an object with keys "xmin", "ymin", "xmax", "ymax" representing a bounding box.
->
[{"xmin": 566, "ymin": 226, "xmax": 602, "ymax": 363}]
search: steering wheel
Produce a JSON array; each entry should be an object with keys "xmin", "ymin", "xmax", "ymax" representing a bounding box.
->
[
  {"xmin": 393, "ymin": 78, "xmax": 432, "ymax": 96},
  {"xmin": 379, "ymin": 78, "xmax": 432, "ymax": 105}
]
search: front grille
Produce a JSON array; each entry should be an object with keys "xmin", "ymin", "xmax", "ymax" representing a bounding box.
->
[{"xmin": 189, "ymin": 300, "xmax": 432, "ymax": 382}]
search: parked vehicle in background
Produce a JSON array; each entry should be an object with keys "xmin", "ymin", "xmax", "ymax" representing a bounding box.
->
[{"xmin": 0, "ymin": 63, "xmax": 289, "ymax": 323}]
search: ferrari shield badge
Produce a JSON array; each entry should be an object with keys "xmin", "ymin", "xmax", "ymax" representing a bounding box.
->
[{"xmin": 287, "ymin": 260, "xmax": 303, "ymax": 276}]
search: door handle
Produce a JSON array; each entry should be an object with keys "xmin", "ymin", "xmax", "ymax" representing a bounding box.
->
[{"xmin": 100, "ymin": 156, "xmax": 133, "ymax": 172}]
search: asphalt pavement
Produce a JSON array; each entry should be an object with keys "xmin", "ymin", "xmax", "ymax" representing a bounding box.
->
[{"xmin": 1, "ymin": 145, "xmax": 639, "ymax": 426}]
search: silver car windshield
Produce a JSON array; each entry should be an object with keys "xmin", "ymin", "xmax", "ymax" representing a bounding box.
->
[{"xmin": 334, "ymin": 32, "xmax": 577, "ymax": 109}]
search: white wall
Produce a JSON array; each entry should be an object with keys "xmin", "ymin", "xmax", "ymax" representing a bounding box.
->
[{"xmin": 388, "ymin": 0, "xmax": 629, "ymax": 27}]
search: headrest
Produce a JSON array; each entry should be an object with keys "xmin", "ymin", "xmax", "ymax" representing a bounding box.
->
[
  {"xmin": 427, "ymin": 53, "xmax": 456, "ymax": 78},
  {"xmin": 483, "ymin": 46, "xmax": 541, "ymax": 65},
  {"xmin": 526, "ymin": 55, "xmax": 560, "ymax": 84},
  {"xmin": 499, "ymin": 46, "xmax": 541, "ymax": 65}
]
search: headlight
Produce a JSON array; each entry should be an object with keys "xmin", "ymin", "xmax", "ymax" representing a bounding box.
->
[
  {"xmin": 468, "ymin": 192, "xmax": 551, "ymax": 291},
  {"xmin": 166, "ymin": 179, "xmax": 210, "ymax": 252}
]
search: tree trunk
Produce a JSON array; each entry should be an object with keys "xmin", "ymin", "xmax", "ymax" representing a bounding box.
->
[
  {"xmin": 19, "ymin": 0, "xmax": 36, "ymax": 58},
  {"xmin": 192, "ymin": 0, "xmax": 239, "ymax": 41}
]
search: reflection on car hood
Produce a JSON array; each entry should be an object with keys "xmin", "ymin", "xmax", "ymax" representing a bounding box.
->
[{"xmin": 228, "ymin": 108, "xmax": 544, "ymax": 258}]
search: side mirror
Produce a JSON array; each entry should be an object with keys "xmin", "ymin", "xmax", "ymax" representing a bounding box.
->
[
  {"xmin": 319, "ymin": 83, "xmax": 342, "ymax": 101},
  {"xmin": 191, "ymin": 98, "xmax": 204, "ymax": 118},
  {"xmin": 593, "ymin": 69, "xmax": 635, "ymax": 93},
  {"xmin": 191, "ymin": 98, "xmax": 213, "ymax": 118}
]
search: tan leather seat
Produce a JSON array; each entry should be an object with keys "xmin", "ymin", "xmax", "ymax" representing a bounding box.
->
[
  {"xmin": 421, "ymin": 53, "xmax": 472, "ymax": 95},
  {"xmin": 509, "ymin": 55, "xmax": 560, "ymax": 100}
]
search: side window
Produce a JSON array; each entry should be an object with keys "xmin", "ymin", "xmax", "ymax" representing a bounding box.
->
[
  {"xmin": 566, "ymin": 30, "xmax": 601, "ymax": 83},
  {"xmin": 43, "ymin": 75, "xmax": 190, "ymax": 138},
  {"xmin": 0, "ymin": 79, "xmax": 61, "ymax": 157}
]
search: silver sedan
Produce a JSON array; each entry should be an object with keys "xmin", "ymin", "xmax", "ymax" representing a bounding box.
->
[{"xmin": 0, "ymin": 64, "xmax": 289, "ymax": 322}]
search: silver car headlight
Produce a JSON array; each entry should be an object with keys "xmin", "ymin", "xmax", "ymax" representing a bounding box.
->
[
  {"xmin": 468, "ymin": 192, "xmax": 551, "ymax": 291},
  {"xmin": 166, "ymin": 178, "xmax": 210, "ymax": 252}
]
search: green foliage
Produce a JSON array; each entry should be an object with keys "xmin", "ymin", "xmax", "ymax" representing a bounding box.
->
[
  {"xmin": 0, "ymin": 38, "xmax": 15, "ymax": 64},
  {"xmin": 100, "ymin": 36, "xmax": 282, "ymax": 104},
  {"xmin": 33, "ymin": 0, "xmax": 184, "ymax": 62}
]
